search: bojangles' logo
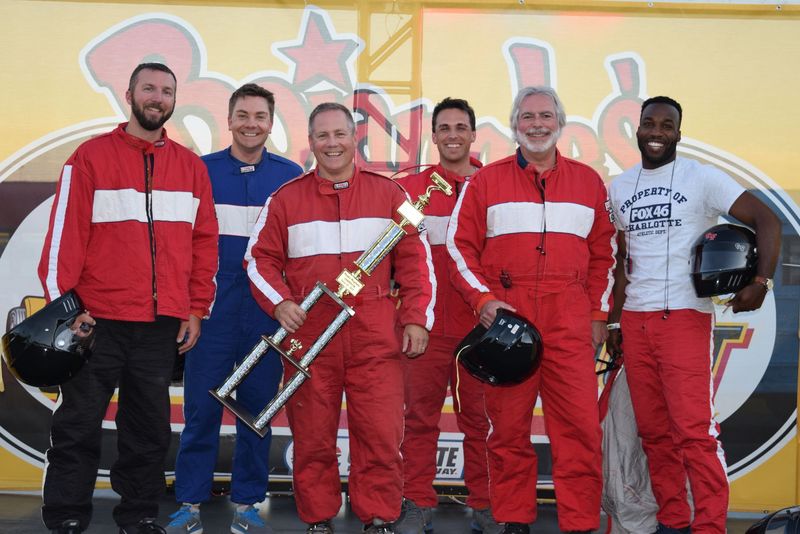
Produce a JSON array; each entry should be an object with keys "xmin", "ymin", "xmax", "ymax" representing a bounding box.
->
[
  {"xmin": 0, "ymin": 6, "xmax": 797, "ymax": 486},
  {"xmin": 713, "ymin": 323, "xmax": 753, "ymax": 401}
]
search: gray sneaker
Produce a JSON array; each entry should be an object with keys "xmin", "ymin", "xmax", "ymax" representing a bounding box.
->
[
  {"xmin": 471, "ymin": 508, "xmax": 503, "ymax": 534},
  {"xmin": 394, "ymin": 499, "xmax": 432, "ymax": 534},
  {"xmin": 231, "ymin": 505, "xmax": 270, "ymax": 534},
  {"xmin": 363, "ymin": 519, "xmax": 396, "ymax": 533}
]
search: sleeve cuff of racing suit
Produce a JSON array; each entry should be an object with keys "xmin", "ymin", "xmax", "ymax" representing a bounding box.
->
[
  {"xmin": 591, "ymin": 310, "xmax": 608, "ymax": 321},
  {"xmin": 475, "ymin": 293, "xmax": 498, "ymax": 315}
]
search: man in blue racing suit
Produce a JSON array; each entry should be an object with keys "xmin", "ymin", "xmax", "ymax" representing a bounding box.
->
[{"xmin": 168, "ymin": 83, "xmax": 302, "ymax": 534}]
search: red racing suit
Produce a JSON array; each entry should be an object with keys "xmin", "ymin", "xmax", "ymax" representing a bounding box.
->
[
  {"xmin": 38, "ymin": 123, "xmax": 218, "ymax": 321},
  {"xmin": 246, "ymin": 167, "xmax": 434, "ymax": 525},
  {"xmin": 395, "ymin": 160, "xmax": 492, "ymax": 510},
  {"xmin": 446, "ymin": 150, "xmax": 616, "ymax": 530}
]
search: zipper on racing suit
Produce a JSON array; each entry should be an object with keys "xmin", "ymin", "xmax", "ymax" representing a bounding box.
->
[
  {"xmin": 144, "ymin": 152, "xmax": 158, "ymax": 318},
  {"xmin": 536, "ymin": 175, "xmax": 547, "ymax": 255}
]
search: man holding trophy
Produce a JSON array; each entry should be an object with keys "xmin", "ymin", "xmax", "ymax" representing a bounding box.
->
[{"xmin": 245, "ymin": 102, "xmax": 435, "ymax": 534}]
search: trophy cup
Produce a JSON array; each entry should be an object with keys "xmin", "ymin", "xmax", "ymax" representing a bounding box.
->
[{"xmin": 211, "ymin": 172, "xmax": 453, "ymax": 436}]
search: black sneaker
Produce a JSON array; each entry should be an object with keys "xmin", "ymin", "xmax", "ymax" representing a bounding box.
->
[
  {"xmin": 653, "ymin": 524, "xmax": 690, "ymax": 534},
  {"xmin": 307, "ymin": 520, "xmax": 335, "ymax": 533},
  {"xmin": 363, "ymin": 520, "xmax": 395, "ymax": 533},
  {"xmin": 51, "ymin": 519, "xmax": 82, "ymax": 534},
  {"xmin": 119, "ymin": 518, "xmax": 167, "ymax": 534},
  {"xmin": 501, "ymin": 524, "xmax": 529, "ymax": 534}
]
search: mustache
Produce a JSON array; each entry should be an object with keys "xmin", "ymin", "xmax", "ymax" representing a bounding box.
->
[
  {"xmin": 143, "ymin": 104, "xmax": 165, "ymax": 112},
  {"xmin": 525, "ymin": 128, "xmax": 553, "ymax": 136}
]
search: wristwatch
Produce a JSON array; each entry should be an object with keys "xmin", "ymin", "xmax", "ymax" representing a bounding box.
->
[{"xmin": 753, "ymin": 276, "xmax": 774, "ymax": 291}]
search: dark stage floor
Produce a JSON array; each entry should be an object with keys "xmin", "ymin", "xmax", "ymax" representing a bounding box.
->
[{"xmin": 0, "ymin": 490, "xmax": 761, "ymax": 533}]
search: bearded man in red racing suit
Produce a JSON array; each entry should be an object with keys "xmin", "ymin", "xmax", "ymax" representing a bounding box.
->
[
  {"xmin": 446, "ymin": 87, "xmax": 616, "ymax": 534},
  {"xmin": 38, "ymin": 63, "xmax": 218, "ymax": 534}
]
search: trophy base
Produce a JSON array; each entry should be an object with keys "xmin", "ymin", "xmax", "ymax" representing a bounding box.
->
[{"xmin": 209, "ymin": 389, "xmax": 269, "ymax": 438}]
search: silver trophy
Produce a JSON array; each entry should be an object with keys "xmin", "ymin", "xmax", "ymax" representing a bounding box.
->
[{"xmin": 211, "ymin": 172, "xmax": 453, "ymax": 436}]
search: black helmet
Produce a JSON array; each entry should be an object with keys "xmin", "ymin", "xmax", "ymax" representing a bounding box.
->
[
  {"xmin": 454, "ymin": 308, "xmax": 542, "ymax": 386},
  {"xmin": 1, "ymin": 290, "xmax": 94, "ymax": 387},
  {"xmin": 690, "ymin": 223, "xmax": 758, "ymax": 298}
]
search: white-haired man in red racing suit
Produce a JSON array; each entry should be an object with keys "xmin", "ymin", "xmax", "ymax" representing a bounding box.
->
[
  {"xmin": 246, "ymin": 102, "xmax": 434, "ymax": 534},
  {"xmin": 446, "ymin": 86, "xmax": 616, "ymax": 534}
]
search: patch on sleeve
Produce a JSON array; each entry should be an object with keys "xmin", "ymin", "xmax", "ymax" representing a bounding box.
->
[{"xmin": 605, "ymin": 199, "xmax": 615, "ymax": 223}]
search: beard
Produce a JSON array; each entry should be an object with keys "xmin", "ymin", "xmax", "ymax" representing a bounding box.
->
[
  {"xmin": 130, "ymin": 95, "xmax": 174, "ymax": 131},
  {"xmin": 515, "ymin": 127, "xmax": 561, "ymax": 155},
  {"xmin": 637, "ymin": 136, "xmax": 678, "ymax": 168}
]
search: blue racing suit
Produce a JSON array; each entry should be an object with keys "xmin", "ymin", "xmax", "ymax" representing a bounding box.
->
[{"xmin": 174, "ymin": 147, "xmax": 302, "ymax": 504}]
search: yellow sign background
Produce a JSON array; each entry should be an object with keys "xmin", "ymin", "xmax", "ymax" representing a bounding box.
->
[{"xmin": 0, "ymin": 0, "xmax": 799, "ymax": 512}]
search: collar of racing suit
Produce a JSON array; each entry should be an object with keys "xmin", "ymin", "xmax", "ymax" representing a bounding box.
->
[
  {"xmin": 515, "ymin": 147, "xmax": 563, "ymax": 185},
  {"xmin": 225, "ymin": 146, "xmax": 269, "ymax": 171},
  {"xmin": 312, "ymin": 165, "xmax": 359, "ymax": 195},
  {"xmin": 114, "ymin": 122, "xmax": 168, "ymax": 154}
]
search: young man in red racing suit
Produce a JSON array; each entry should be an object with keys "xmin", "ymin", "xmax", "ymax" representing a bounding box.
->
[{"xmin": 394, "ymin": 97, "xmax": 500, "ymax": 534}]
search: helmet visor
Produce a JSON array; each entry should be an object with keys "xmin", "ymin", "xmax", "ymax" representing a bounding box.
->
[{"xmin": 694, "ymin": 246, "xmax": 752, "ymax": 272}]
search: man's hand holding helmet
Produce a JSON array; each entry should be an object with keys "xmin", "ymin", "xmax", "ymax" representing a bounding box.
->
[
  {"xmin": 70, "ymin": 311, "xmax": 96, "ymax": 338},
  {"xmin": 727, "ymin": 277, "xmax": 770, "ymax": 313},
  {"xmin": 478, "ymin": 299, "xmax": 517, "ymax": 329}
]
